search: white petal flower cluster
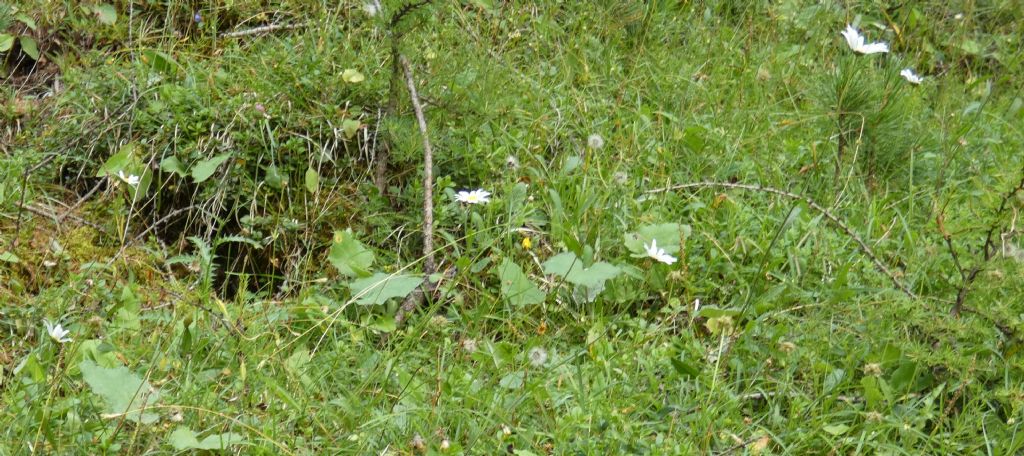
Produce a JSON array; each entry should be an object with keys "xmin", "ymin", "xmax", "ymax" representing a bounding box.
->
[
  {"xmin": 455, "ymin": 189, "xmax": 491, "ymax": 204},
  {"xmin": 44, "ymin": 319, "xmax": 72, "ymax": 344},
  {"xmin": 117, "ymin": 170, "xmax": 141, "ymax": 187},
  {"xmin": 644, "ymin": 239, "xmax": 677, "ymax": 265},
  {"xmin": 900, "ymin": 68, "xmax": 924, "ymax": 84},
  {"xmin": 841, "ymin": 25, "xmax": 889, "ymax": 55},
  {"xmin": 841, "ymin": 25, "xmax": 926, "ymax": 86}
]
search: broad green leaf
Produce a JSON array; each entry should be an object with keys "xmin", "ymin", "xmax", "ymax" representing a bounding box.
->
[
  {"xmin": 369, "ymin": 315, "xmax": 396, "ymax": 332},
  {"xmin": 0, "ymin": 251, "xmax": 20, "ymax": 263},
  {"xmin": 496, "ymin": 259, "xmax": 545, "ymax": 307},
  {"xmin": 114, "ymin": 285, "xmax": 141, "ymax": 331},
  {"xmin": 0, "ymin": 34, "xmax": 14, "ymax": 53},
  {"xmin": 14, "ymin": 353, "xmax": 46, "ymax": 383},
  {"xmin": 823, "ymin": 368, "xmax": 846, "ymax": 393},
  {"xmin": 328, "ymin": 229, "xmax": 374, "ymax": 277},
  {"xmin": 670, "ymin": 357, "xmax": 700, "ymax": 378},
  {"xmin": 959, "ymin": 39, "xmax": 983, "ymax": 56},
  {"xmin": 284, "ymin": 348, "xmax": 312, "ymax": 387},
  {"xmin": 624, "ymin": 223, "xmax": 684, "ymax": 256},
  {"xmin": 341, "ymin": 68, "xmax": 365, "ymax": 83},
  {"xmin": 860, "ymin": 377, "xmax": 884, "ymax": 407},
  {"xmin": 141, "ymin": 49, "xmax": 178, "ymax": 77},
  {"xmin": 542, "ymin": 252, "xmax": 583, "ymax": 280},
  {"xmin": 304, "ymin": 166, "xmax": 320, "ymax": 193},
  {"xmin": 487, "ymin": 341, "xmax": 514, "ymax": 369},
  {"xmin": 705, "ymin": 315, "xmax": 734, "ymax": 335},
  {"xmin": 499, "ymin": 372, "xmax": 524, "ymax": 389},
  {"xmin": 561, "ymin": 156, "xmax": 582, "ymax": 174},
  {"xmin": 159, "ymin": 156, "xmax": 187, "ymax": 177},
  {"xmin": 889, "ymin": 361, "xmax": 917, "ymax": 392},
  {"xmin": 80, "ymin": 360, "xmax": 161, "ymax": 423},
  {"xmin": 73, "ymin": 339, "xmax": 121, "ymax": 369},
  {"xmin": 573, "ymin": 262, "xmax": 620, "ymax": 288},
  {"xmin": 191, "ymin": 153, "xmax": 232, "ymax": 183},
  {"xmin": 16, "ymin": 14, "xmax": 37, "ymax": 30},
  {"xmin": 506, "ymin": 182, "xmax": 529, "ymax": 217},
  {"xmin": 682, "ymin": 125, "xmax": 707, "ymax": 152},
  {"xmin": 128, "ymin": 169, "xmax": 153, "ymax": 203},
  {"xmin": 168, "ymin": 427, "xmax": 246, "ymax": 451},
  {"xmin": 19, "ymin": 36, "xmax": 39, "ymax": 60},
  {"xmin": 342, "ymin": 119, "xmax": 360, "ymax": 139},
  {"xmin": 93, "ymin": 4, "xmax": 117, "ymax": 25},
  {"xmin": 264, "ymin": 165, "xmax": 286, "ymax": 189},
  {"xmin": 541, "ymin": 252, "xmax": 620, "ymax": 289},
  {"xmin": 822, "ymin": 424, "xmax": 850, "ymax": 436},
  {"xmin": 348, "ymin": 273, "xmax": 422, "ymax": 305},
  {"xmin": 284, "ymin": 348, "xmax": 310, "ymax": 373},
  {"xmin": 95, "ymin": 143, "xmax": 136, "ymax": 177}
]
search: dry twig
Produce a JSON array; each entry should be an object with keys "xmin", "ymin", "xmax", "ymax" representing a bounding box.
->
[
  {"xmin": 648, "ymin": 181, "xmax": 916, "ymax": 299},
  {"xmin": 941, "ymin": 169, "xmax": 1024, "ymax": 316},
  {"xmin": 393, "ymin": 54, "xmax": 436, "ymax": 328},
  {"xmin": 219, "ymin": 22, "xmax": 307, "ymax": 38}
]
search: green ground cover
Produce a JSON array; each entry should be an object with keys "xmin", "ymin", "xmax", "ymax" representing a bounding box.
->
[{"xmin": 2, "ymin": 0, "xmax": 1024, "ymax": 453}]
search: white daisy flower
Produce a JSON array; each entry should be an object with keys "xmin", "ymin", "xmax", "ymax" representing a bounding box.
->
[
  {"xmin": 644, "ymin": 239, "xmax": 678, "ymax": 265},
  {"xmin": 43, "ymin": 319, "xmax": 72, "ymax": 344},
  {"xmin": 117, "ymin": 170, "xmax": 141, "ymax": 187},
  {"xmin": 900, "ymin": 68, "xmax": 924, "ymax": 84},
  {"xmin": 455, "ymin": 189, "xmax": 491, "ymax": 205},
  {"xmin": 841, "ymin": 25, "xmax": 889, "ymax": 55}
]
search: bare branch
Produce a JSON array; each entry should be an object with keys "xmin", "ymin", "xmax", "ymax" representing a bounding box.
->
[
  {"xmin": 219, "ymin": 22, "xmax": 307, "ymax": 38},
  {"xmin": 648, "ymin": 181, "xmax": 915, "ymax": 299},
  {"xmin": 942, "ymin": 168, "xmax": 1024, "ymax": 315},
  {"xmin": 393, "ymin": 54, "xmax": 436, "ymax": 328}
]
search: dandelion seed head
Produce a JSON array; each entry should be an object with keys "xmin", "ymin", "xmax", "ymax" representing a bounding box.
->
[
  {"xmin": 779, "ymin": 341, "xmax": 796, "ymax": 353},
  {"xmin": 411, "ymin": 434, "xmax": 425, "ymax": 451},
  {"xmin": 430, "ymin": 315, "xmax": 450, "ymax": 327},
  {"xmin": 528, "ymin": 346, "xmax": 548, "ymax": 367},
  {"xmin": 363, "ymin": 2, "xmax": 379, "ymax": 17},
  {"xmin": 863, "ymin": 363, "xmax": 883, "ymax": 376},
  {"xmin": 460, "ymin": 338, "xmax": 478, "ymax": 353},
  {"xmin": 613, "ymin": 171, "xmax": 628, "ymax": 184}
]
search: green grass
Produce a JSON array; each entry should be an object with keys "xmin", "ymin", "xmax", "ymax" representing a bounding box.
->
[{"xmin": 3, "ymin": 0, "xmax": 1024, "ymax": 454}]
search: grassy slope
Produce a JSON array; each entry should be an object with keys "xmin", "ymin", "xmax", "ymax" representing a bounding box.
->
[{"xmin": 3, "ymin": 0, "xmax": 1024, "ymax": 454}]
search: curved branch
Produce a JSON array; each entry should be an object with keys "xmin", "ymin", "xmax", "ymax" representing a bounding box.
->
[{"xmin": 648, "ymin": 181, "xmax": 916, "ymax": 299}]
